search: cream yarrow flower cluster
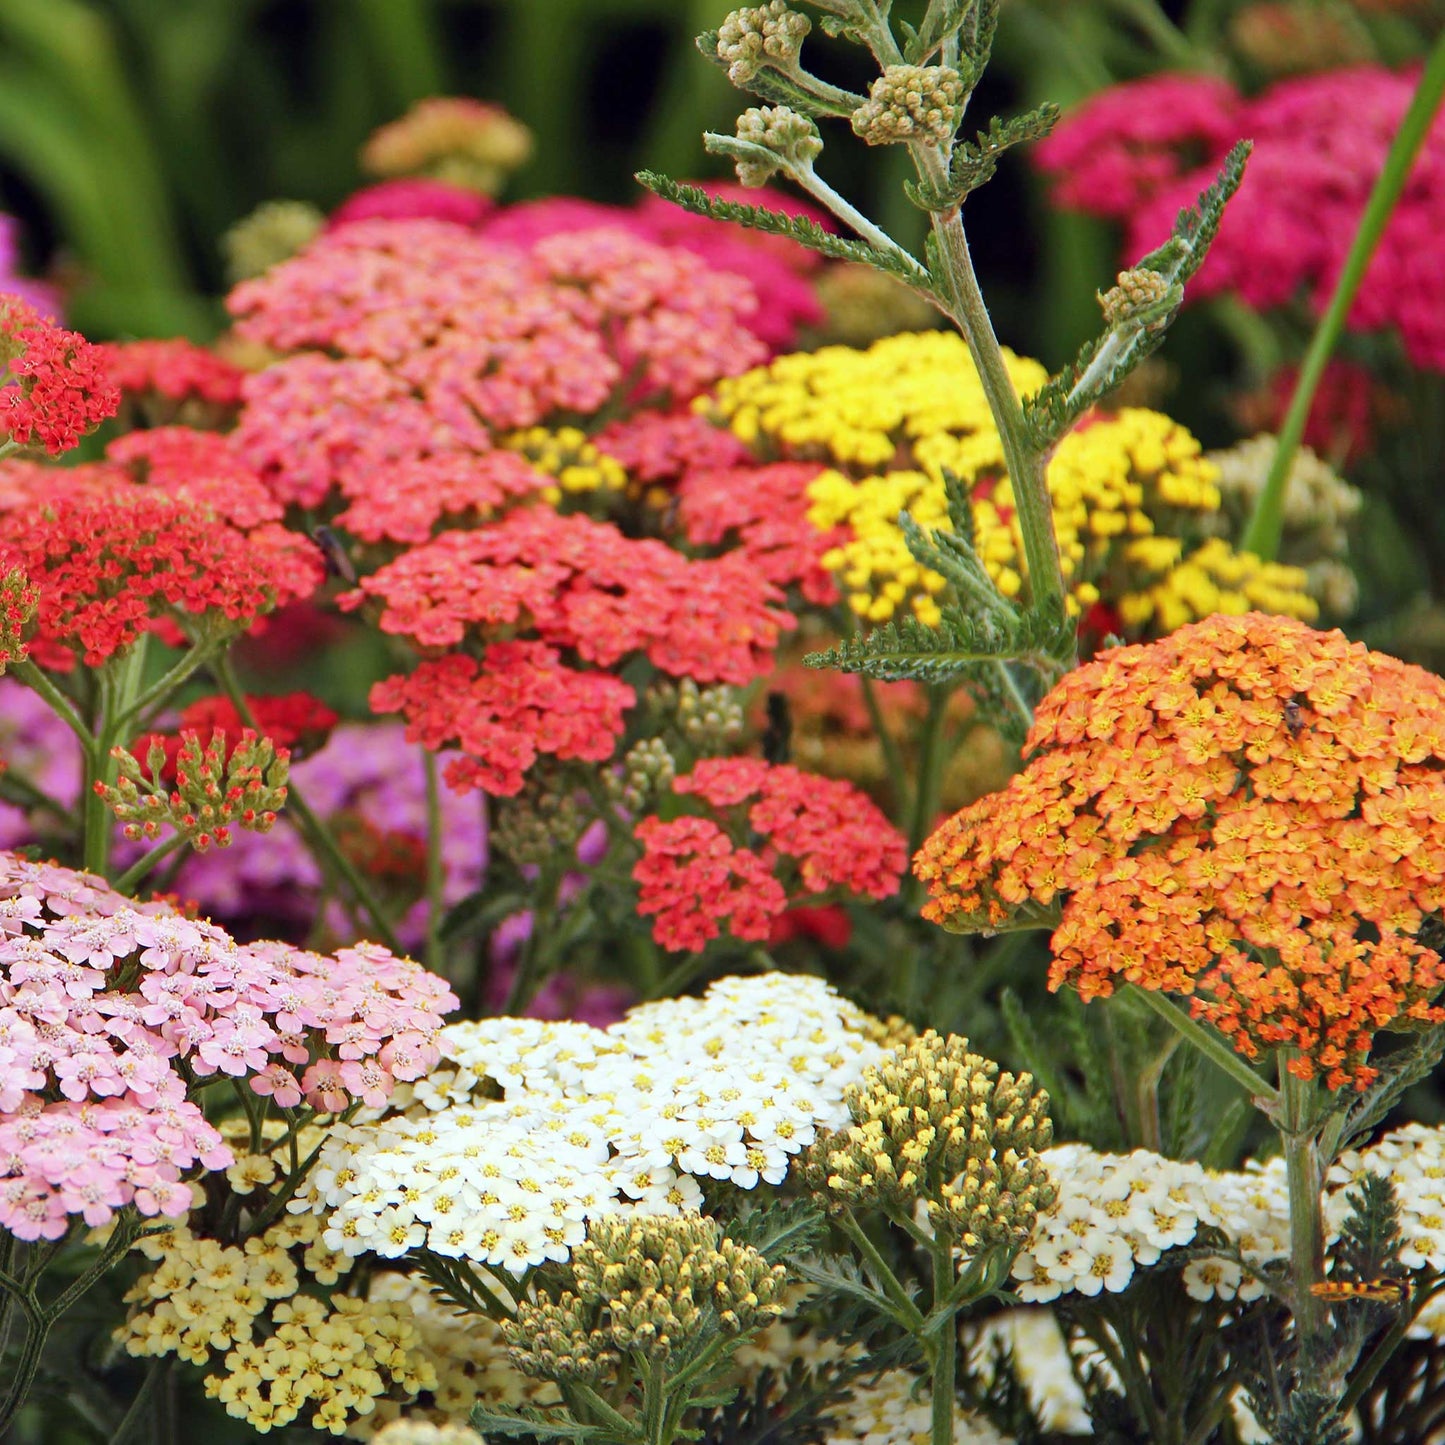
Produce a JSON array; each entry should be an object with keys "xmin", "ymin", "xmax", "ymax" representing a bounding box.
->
[
  {"xmin": 733, "ymin": 106, "xmax": 824, "ymax": 186},
  {"xmin": 823, "ymin": 1367, "xmax": 1016, "ymax": 1445},
  {"xmin": 502, "ymin": 1215, "xmax": 786, "ymax": 1381},
  {"xmin": 804, "ymin": 1031, "xmax": 1055, "ymax": 1254},
  {"xmin": 295, "ymin": 975, "xmax": 886, "ymax": 1275}
]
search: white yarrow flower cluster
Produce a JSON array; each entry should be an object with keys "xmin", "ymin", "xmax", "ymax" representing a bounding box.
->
[
  {"xmin": 1010, "ymin": 1145, "xmax": 1297, "ymax": 1305},
  {"xmin": 293, "ymin": 974, "xmax": 883, "ymax": 1275},
  {"xmin": 823, "ymin": 1367, "xmax": 1015, "ymax": 1445}
]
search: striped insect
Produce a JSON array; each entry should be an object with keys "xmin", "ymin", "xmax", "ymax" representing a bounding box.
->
[{"xmin": 1309, "ymin": 1278, "xmax": 1409, "ymax": 1305}]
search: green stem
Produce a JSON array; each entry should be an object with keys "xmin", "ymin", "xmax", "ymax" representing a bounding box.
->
[
  {"xmin": 908, "ymin": 686, "xmax": 950, "ymax": 856},
  {"xmin": 113, "ymin": 833, "xmax": 187, "ymax": 895},
  {"xmin": 1241, "ymin": 27, "xmax": 1445, "ymax": 559},
  {"xmin": 112, "ymin": 638, "xmax": 219, "ymax": 735},
  {"xmin": 212, "ymin": 658, "xmax": 404, "ymax": 955},
  {"xmin": 1108, "ymin": 0, "xmax": 1206, "ymax": 66},
  {"xmin": 10, "ymin": 658, "xmax": 92, "ymax": 748},
  {"xmin": 916, "ymin": 153, "xmax": 1070, "ymax": 625},
  {"xmin": 835, "ymin": 1208, "xmax": 928, "ymax": 1333},
  {"xmin": 789, "ymin": 162, "xmax": 933, "ymax": 287},
  {"xmin": 856, "ymin": 669, "xmax": 909, "ymax": 827},
  {"xmin": 929, "ymin": 1242, "xmax": 957, "ymax": 1445},
  {"xmin": 0, "ymin": 769, "xmax": 73, "ymax": 824},
  {"xmin": 1123, "ymin": 984, "xmax": 1281, "ymax": 1115},
  {"xmin": 1279, "ymin": 1065, "xmax": 1328, "ymax": 1368},
  {"xmin": 504, "ymin": 866, "xmax": 561, "ymax": 1015},
  {"xmin": 421, "ymin": 748, "xmax": 446, "ymax": 977},
  {"xmin": 1134, "ymin": 1032, "xmax": 1182, "ymax": 1154},
  {"xmin": 109, "ymin": 1357, "xmax": 169, "ymax": 1445}
]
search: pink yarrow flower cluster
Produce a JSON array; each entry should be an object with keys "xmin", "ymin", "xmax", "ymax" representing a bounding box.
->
[
  {"xmin": 1036, "ymin": 65, "xmax": 1445, "ymax": 369},
  {"xmin": 0, "ymin": 852, "xmax": 455, "ymax": 1240}
]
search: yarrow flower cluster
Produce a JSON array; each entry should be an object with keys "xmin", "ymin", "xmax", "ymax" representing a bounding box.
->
[
  {"xmin": 228, "ymin": 219, "xmax": 767, "ymax": 505},
  {"xmin": 1036, "ymin": 66, "xmax": 1445, "ymax": 369},
  {"xmin": 0, "ymin": 852, "xmax": 456, "ymax": 1240},
  {"xmin": 120, "ymin": 1197, "xmax": 437, "ymax": 1435},
  {"xmin": 0, "ymin": 295, "xmax": 119, "ymax": 455},
  {"xmin": 94, "ymin": 337, "xmax": 247, "ymax": 423},
  {"xmin": 703, "ymin": 332, "xmax": 1314, "ymax": 632},
  {"xmin": 634, "ymin": 758, "xmax": 906, "ymax": 952},
  {"xmin": 292, "ymin": 973, "xmax": 885, "ymax": 1274},
  {"xmin": 359, "ymin": 97, "xmax": 534, "ymax": 194},
  {"xmin": 0, "ymin": 490, "xmax": 316, "ymax": 669},
  {"xmin": 915, "ymin": 613, "xmax": 1445, "ymax": 1088}
]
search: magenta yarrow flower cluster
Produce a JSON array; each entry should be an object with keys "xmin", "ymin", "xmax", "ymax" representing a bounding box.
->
[{"xmin": 0, "ymin": 852, "xmax": 455, "ymax": 1241}]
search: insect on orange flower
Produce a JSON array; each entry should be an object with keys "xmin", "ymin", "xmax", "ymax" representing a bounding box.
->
[{"xmin": 1309, "ymin": 1279, "xmax": 1409, "ymax": 1305}]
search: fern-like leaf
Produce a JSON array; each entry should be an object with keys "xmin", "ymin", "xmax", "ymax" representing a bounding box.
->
[
  {"xmin": 1023, "ymin": 140, "xmax": 1252, "ymax": 446},
  {"xmin": 636, "ymin": 173, "xmax": 935, "ymax": 296},
  {"xmin": 907, "ymin": 105, "xmax": 1060, "ymax": 211},
  {"xmin": 1339, "ymin": 1024, "xmax": 1445, "ymax": 1153}
]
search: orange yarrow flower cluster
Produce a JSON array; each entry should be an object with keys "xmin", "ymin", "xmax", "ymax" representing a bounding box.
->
[{"xmin": 915, "ymin": 614, "xmax": 1445, "ymax": 1090}]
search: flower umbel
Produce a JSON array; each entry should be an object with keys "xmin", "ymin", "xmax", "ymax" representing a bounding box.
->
[{"xmin": 915, "ymin": 613, "xmax": 1445, "ymax": 1088}]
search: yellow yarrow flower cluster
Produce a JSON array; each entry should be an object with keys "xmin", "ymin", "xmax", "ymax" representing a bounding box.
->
[
  {"xmin": 119, "ymin": 1148, "xmax": 433, "ymax": 1436},
  {"xmin": 502, "ymin": 426, "xmax": 628, "ymax": 503},
  {"xmin": 703, "ymin": 333, "xmax": 1318, "ymax": 636}
]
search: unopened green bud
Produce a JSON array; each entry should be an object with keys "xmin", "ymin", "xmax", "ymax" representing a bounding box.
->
[
  {"xmin": 734, "ymin": 106, "xmax": 823, "ymax": 186},
  {"xmin": 717, "ymin": 2, "xmax": 811, "ymax": 84},
  {"xmin": 851, "ymin": 65, "xmax": 964, "ymax": 146},
  {"xmin": 223, "ymin": 200, "xmax": 325, "ymax": 285}
]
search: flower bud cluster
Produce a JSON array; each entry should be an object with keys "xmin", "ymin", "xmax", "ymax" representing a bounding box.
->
[
  {"xmin": 502, "ymin": 1215, "xmax": 786, "ymax": 1381},
  {"xmin": 851, "ymin": 65, "xmax": 965, "ymax": 147},
  {"xmin": 361, "ymin": 97, "xmax": 534, "ymax": 195},
  {"xmin": 649, "ymin": 677, "xmax": 745, "ymax": 756},
  {"xmin": 1098, "ymin": 268, "xmax": 1175, "ymax": 328},
  {"xmin": 491, "ymin": 768, "xmax": 592, "ymax": 866},
  {"xmin": 1204, "ymin": 435, "xmax": 1363, "ymax": 619},
  {"xmin": 0, "ymin": 568, "xmax": 37, "ymax": 672},
  {"xmin": 100, "ymin": 729, "xmax": 289, "ymax": 850},
  {"xmin": 222, "ymin": 200, "xmax": 325, "ymax": 285},
  {"xmin": 607, "ymin": 737, "xmax": 677, "ymax": 812},
  {"xmin": 716, "ymin": 3, "xmax": 811, "ymax": 84},
  {"xmin": 734, "ymin": 106, "xmax": 824, "ymax": 187},
  {"xmin": 804, "ymin": 1031, "xmax": 1055, "ymax": 1253}
]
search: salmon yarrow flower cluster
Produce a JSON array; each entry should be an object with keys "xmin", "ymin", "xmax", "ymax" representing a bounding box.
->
[
  {"xmin": 0, "ymin": 851, "xmax": 455, "ymax": 1241},
  {"xmin": 633, "ymin": 758, "xmax": 906, "ymax": 952},
  {"xmin": 701, "ymin": 332, "xmax": 1316, "ymax": 633},
  {"xmin": 915, "ymin": 613, "xmax": 1445, "ymax": 1089},
  {"xmin": 291, "ymin": 974, "xmax": 884, "ymax": 1274}
]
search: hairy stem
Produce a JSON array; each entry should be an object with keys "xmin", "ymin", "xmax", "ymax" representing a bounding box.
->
[
  {"xmin": 1279, "ymin": 1065, "xmax": 1328, "ymax": 1365},
  {"xmin": 930, "ymin": 1241, "xmax": 957, "ymax": 1445}
]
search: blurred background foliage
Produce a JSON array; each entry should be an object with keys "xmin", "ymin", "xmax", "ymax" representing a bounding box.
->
[
  {"xmin": 0, "ymin": 0, "xmax": 1442, "ymax": 615},
  {"xmin": 0, "ymin": 0, "xmax": 1298, "ymax": 355}
]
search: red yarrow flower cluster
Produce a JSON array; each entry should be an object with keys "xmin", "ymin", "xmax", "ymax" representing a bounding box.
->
[
  {"xmin": 344, "ymin": 506, "xmax": 793, "ymax": 685},
  {"xmin": 0, "ymin": 297, "xmax": 120, "ymax": 455},
  {"xmin": 915, "ymin": 613, "xmax": 1445, "ymax": 1090},
  {"xmin": 0, "ymin": 492, "xmax": 307, "ymax": 669},
  {"xmin": 1037, "ymin": 66, "xmax": 1445, "ymax": 370},
  {"xmin": 0, "ymin": 851, "xmax": 456, "ymax": 1239},
  {"xmin": 677, "ymin": 461, "xmax": 840, "ymax": 605},
  {"xmin": 634, "ymin": 758, "xmax": 906, "ymax": 951},
  {"xmin": 371, "ymin": 644, "xmax": 634, "ymax": 796},
  {"xmin": 593, "ymin": 409, "xmax": 751, "ymax": 488},
  {"xmin": 94, "ymin": 337, "xmax": 246, "ymax": 411},
  {"xmin": 107, "ymin": 427, "xmax": 284, "ymax": 529}
]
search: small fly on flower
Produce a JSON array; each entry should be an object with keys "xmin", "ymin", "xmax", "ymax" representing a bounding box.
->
[
  {"xmin": 310, "ymin": 526, "xmax": 358, "ymax": 584},
  {"xmin": 1283, "ymin": 699, "xmax": 1304, "ymax": 737},
  {"xmin": 1310, "ymin": 1278, "xmax": 1408, "ymax": 1305}
]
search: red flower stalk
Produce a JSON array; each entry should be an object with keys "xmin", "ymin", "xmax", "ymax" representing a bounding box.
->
[
  {"xmin": 0, "ymin": 297, "xmax": 120, "ymax": 455},
  {"xmin": 916, "ymin": 613, "xmax": 1445, "ymax": 1090},
  {"xmin": 371, "ymin": 644, "xmax": 634, "ymax": 796},
  {"xmin": 344, "ymin": 506, "xmax": 793, "ymax": 686}
]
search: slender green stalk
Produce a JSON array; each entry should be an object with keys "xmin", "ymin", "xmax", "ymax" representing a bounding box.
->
[
  {"xmin": 908, "ymin": 686, "xmax": 951, "ymax": 856},
  {"xmin": 10, "ymin": 658, "xmax": 92, "ymax": 747},
  {"xmin": 1108, "ymin": 0, "xmax": 1205, "ymax": 66},
  {"xmin": 834, "ymin": 1208, "xmax": 928, "ymax": 1332},
  {"xmin": 211, "ymin": 658, "xmax": 403, "ymax": 955},
  {"xmin": 113, "ymin": 834, "xmax": 187, "ymax": 895},
  {"xmin": 1242, "ymin": 27, "xmax": 1445, "ymax": 559},
  {"xmin": 112, "ymin": 638, "xmax": 219, "ymax": 735},
  {"xmin": 1279, "ymin": 1066, "xmax": 1327, "ymax": 1359},
  {"xmin": 109, "ymin": 1358, "xmax": 170, "ymax": 1445},
  {"xmin": 0, "ymin": 768, "xmax": 73, "ymax": 824},
  {"xmin": 421, "ymin": 748, "xmax": 447, "ymax": 977},
  {"xmin": 856, "ymin": 671, "xmax": 909, "ymax": 825},
  {"xmin": 1123, "ymin": 984, "xmax": 1281, "ymax": 1114},
  {"xmin": 504, "ymin": 866, "xmax": 561, "ymax": 1015},
  {"xmin": 929, "ymin": 1242, "xmax": 957, "ymax": 1445}
]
